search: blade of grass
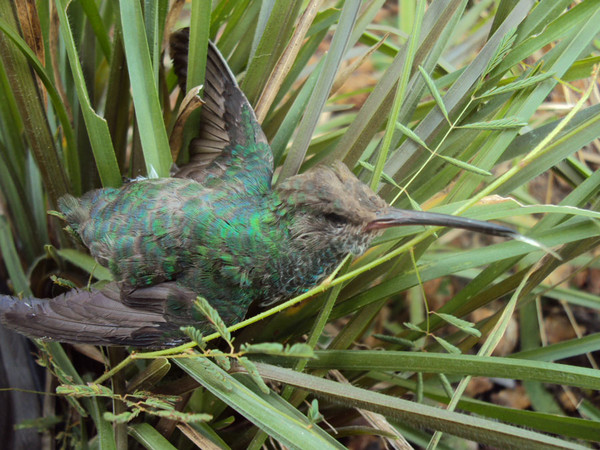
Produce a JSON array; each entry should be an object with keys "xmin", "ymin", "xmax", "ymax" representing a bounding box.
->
[
  {"xmin": 255, "ymin": 362, "xmax": 586, "ymax": 449},
  {"xmin": 331, "ymin": 0, "xmax": 468, "ymax": 167},
  {"xmin": 79, "ymin": 0, "xmax": 112, "ymax": 62},
  {"xmin": 0, "ymin": 152, "xmax": 39, "ymax": 261},
  {"xmin": 370, "ymin": 0, "xmax": 425, "ymax": 191},
  {"xmin": 104, "ymin": 23, "xmax": 130, "ymax": 169},
  {"xmin": 186, "ymin": 0, "xmax": 211, "ymax": 94},
  {"xmin": 254, "ymin": 0, "xmax": 324, "ymax": 122},
  {"xmin": 25, "ymin": 152, "xmax": 49, "ymax": 246},
  {"xmin": 383, "ymin": 1, "xmax": 533, "ymax": 183},
  {"xmin": 214, "ymin": 0, "xmax": 252, "ymax": 57},
  {"xmin": 303, "ymin": 351, "xmax": 600, "ymax": 391},
  {"xmin": 270, "ymin": 57, "xmax": 325, "ymax": 165},
  {"xmin": 0, "ymin": 216, "xmax": 32, "ymax": 296},
  {"xmin": 268, "ymin": 8, "xmax": 339, "ymax": 111},
  {"xmin": 428, "ymin": 259, "xmax": 537, "ymax": 449},
  {"xmin": 55, "ymin": 0, "xmax": 121, "ymax": 188},
  {"xmin": 249, "ymin": 0, "xmax": 274, "ymax": 62},
  {"xmin": 0, "ymin": 44, "xmax": 25, "ymax": 176},
  {"xmin": 119, "ymin": 0, "xmax": 172, "ymax": 177},
  {"xmin": 446, "ymin": 6, "xmax": 600, "ymax": 204},
  {"xmin": 176, "ymin": 357, "xmax": 345, "ymax": 449},
  {"xmin": 241, "ymin": 1, "xmax": 302, "ymax": 105},
  {"xmin": 129, "ymin": 423, "xmax": 177, "ymax": 449},
  {"xmin": 278, "ymin": 0, "xmax": 361, "ymax": 180},
  {"xmin": 144, "ymin": 0, "xmax": 169, "ymax": 88},
  {"xmin": 371, "ymin": 372, "xmax": 600, "ymax": 442},
  {"xmin": 0, "ymin": 3, "xmax": 70, "ymax": 204},
  {"xmin": 0, "ymin": 16, "xmax": 80, "ymax": 194}
]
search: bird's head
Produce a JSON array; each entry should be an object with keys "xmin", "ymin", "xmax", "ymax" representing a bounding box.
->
[
  {"xmin": 274, "ymin": 162, "xmax": 395, "ymax": 256},
  {"xmin": 274, "ymin": 162, "xmax": 518, "ymax": 256}
]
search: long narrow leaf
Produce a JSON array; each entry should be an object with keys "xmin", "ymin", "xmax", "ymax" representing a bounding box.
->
[
  {"xmin": 278, "ymin": 0, "xmax": 361, "ymax": 180},
  {"xmin": 119, "ymin": 1, "xmax": 172, "ymax": 177},
  {"xmin": 55, "ymin": 0, "xmax": 121, "ymax": 188},
  {"xmin": 0, "ymin": 3, "xmax": 70, "ymax": 203},
  {"xmin": 175, "ymin": 357, "xmax": 345, "ymax": 449},
  {"xmin": 186, "ymin": 0, "xmax": 211, "ymax": 94},
  {"xmin": 304, "ymin": 351, "xmax": 600, "ymax": 390},
  {"xmin": 255, "ymin": 362, "xmax": 585, "ymax": 449}
]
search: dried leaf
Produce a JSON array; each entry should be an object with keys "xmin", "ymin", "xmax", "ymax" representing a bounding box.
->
[{"xmin": 170, "ymin": 86, "xmax": 204, "ymax": 161}]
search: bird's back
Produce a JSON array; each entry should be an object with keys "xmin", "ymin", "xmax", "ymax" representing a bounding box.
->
[
  {"xmin": 58, "ymin": 177, "xmax": 288, "ymax": 301},
  {"xmin": 59, "ymin": 178, "xmax": 215, "ymax": 287}
]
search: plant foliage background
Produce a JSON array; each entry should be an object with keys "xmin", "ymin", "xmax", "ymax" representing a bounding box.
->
[{"xmin": 1, "ymin": 0, "xmax": 600, "ymax": 449}]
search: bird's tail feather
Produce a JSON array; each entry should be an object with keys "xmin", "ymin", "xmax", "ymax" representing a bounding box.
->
[{"xmin": 0, "ymin": 284, "xmax": 187, "ymax": 348}]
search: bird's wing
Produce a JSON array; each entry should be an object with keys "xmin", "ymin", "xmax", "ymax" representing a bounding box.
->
[
  {"xmin": 170, "ymin": 28, "xmax": 273, "ymax": 190},
  {"xmin": 59, "ymin": 178, "xmax": 216, "ymax": 288},
  {"xmin": 0, "ymin": 282, "xmax": 199, "ymax": 347}
]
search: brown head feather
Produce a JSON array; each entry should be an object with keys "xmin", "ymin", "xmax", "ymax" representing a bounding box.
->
[{"xmin": 276, "ymin": 162, "xmax": 388, "ymax": 224}]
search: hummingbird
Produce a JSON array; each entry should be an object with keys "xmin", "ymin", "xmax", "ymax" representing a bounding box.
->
[{"xmin": 0, "ymin": 29, "xmax": 520, "ymax": 347}]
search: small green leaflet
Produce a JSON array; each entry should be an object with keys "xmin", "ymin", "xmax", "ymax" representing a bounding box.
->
[
  {"xmin": 307, "ymin": 399, "xmax": 324, "ymax": 424},
  {"xmin": 459, "ymin": 117, "xmax": 527, "ymax": 130},
  {"xmin": 240, "ymin": 342, "xmax": 316, "ymax": 358},
  {"xmin": 238, "ymin": 357, "xmax": 270, "ymax": 394},
  {"xmin": 418, "ymin": 65, "xmax": 448, "ymax": 121},
  {"xmin": 194, "ymin": 296, "xmax": 232, "ymax": 343},
  {"xmin": 358, "ymin": 160, "xmax": 401, "ymax": 188},
  {"xmin": 436, "ymin": 154, "xmax": 492, "ymax": 176},
  {"xmin": 180, "ymin": 326, "xmax": 207, "ymax": 350},
  {"xmin": 395, "ymin": 123, "xmax": 491, "ymax": 176},
  {"xmin": 434, "ymin": 312, "xmax": 482, "ymax": 338},
  {"xmin": 372, "ymin": 334, "xmax": 415, "ymax": 348},
  {"xmin": 103, "ymin": 411, "xmax": 139, "ymax": 424},
  {"xmin": 433, "ymin": 336, "xmax": 462, "ymax": 354},
  {"xmin": 210, "ymin": 350, "xmax": 231, "ymax": 371},
  {"xmin": 403, "ymin": 322, "xmax": 425, "ymax": 333},
  {"xmin": 483, "ymin": 28, "xmax": 516, "ymax": 77},
  {"xmin": 395, "ymin": 122, "xmax": 429, "ymax": 149},
  {"xmin": 478, "ymin": 72, "xmax": 555, "ymax": 98}
]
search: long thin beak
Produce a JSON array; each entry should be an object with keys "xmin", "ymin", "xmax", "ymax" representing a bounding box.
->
[{"xmin": 365, "ymin": 208, "xmax": 518, "ymax": 238}]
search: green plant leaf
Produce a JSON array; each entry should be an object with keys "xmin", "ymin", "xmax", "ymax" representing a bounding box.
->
[
  {"xmin": 176, "ymin": 357, "xmax": 345, "ymax": 449},
  {"xmin": 55, "ymin": 0, "xmax": 121, "ymax": 188},
  {"xmin": 119, "ymin": 0, "xmax": 172, "ymax": 178}
]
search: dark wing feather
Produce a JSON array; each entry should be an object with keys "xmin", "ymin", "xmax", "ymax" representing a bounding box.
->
[
  {"xmin": 169, "ymin": 28, "xmax": 272, "ymax": 186},
  {"xmin": 0, "ymin": 282, "xmax": 198, "ymax": 348}
]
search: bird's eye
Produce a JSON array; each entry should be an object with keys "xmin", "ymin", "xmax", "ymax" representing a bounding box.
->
[{"xmin": 325, "ymin": 213, "xmax": 347, "ymax": 227}]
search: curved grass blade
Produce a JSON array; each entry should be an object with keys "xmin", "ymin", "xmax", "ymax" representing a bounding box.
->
[
  {"xmin": 255, "ymin": 362, "xmax": 586, "ymax": 449},
  {"xmin": 176, "ymin": 357, "xmax": 345, "ymax": 449},
  {"xmin": 306, "ymin": 351, "xmax": 600, "ymax": 391},
  {"xmin": 55, "ymin": 0, "xmax": 121, "ymax": 188},
  {"xmin": 0, "ymin": 3, "xmax": 70, "ymax": 203},
  {"xmin": 278, "ymin": 0, "xmax": 361, "ymax": 180},
  {"xmin": 0, "ymin": 16, "xmax": 79, "ymax": 194},
  {"xmin": 119, "ymin": 1, "xmax": 172, "ymax": 178},
  {"xmin": 186, "ymin": 0, "xmax": 211, "ymax": 94}
]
